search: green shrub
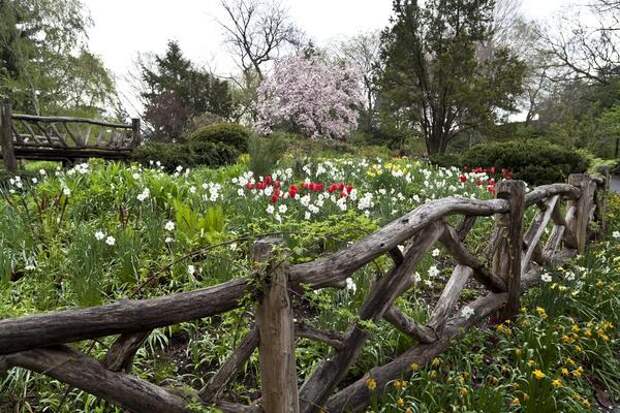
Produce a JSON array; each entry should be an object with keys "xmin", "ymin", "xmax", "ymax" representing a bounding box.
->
[
  {"xmin": 248, "ymin": 133, "xmax": 288, "ymax": 177},
  {"xmin": 131, "ymin": 141, "xmax": 238, "ymax": 171},
  {"xmin": 189, "ymin": 141, "xmax": 239, "ymax": 167},
  {"xmin": 461, "ymin": 140, "xmax": 589, "ymax": 185},
  {"xmin": 189, "ymin": 122, "xmax": 249, "ymax": 152}
]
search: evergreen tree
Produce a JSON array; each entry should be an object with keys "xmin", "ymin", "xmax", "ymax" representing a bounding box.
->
[
  {"xmin": 379, "ymin": 0, "xmax": 526, "ymax": 154},
  {"xmin": 140, "ymin": 41, "xmax": 234, "ymax": 141}
]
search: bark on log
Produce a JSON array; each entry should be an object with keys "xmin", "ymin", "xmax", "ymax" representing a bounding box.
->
[
  {"xmin": 4, "ymin": 345, "xmax": 192, "ymax": 413},
  {"xmin": 295, "ymin": 322, "xmax": 345, "ymax": 350},
  {"xmin": 254, "ymin": 238, "xmax": 300, "ymax": 413},
  {"xmin": 201, "ymin": 327, "xmax": 259, "ymax": 402},
  {"xmin": 324, "ymin": 267, "xmax": 548, "ymax": 413},
  {"xmin": 494, "ymin": 180, "xmax": 525, "ymax": 321},
  {"xmin": 522, "ymin": 195, "xmax": 558, "ymax": 273},
  {"xmin": 456, "ymin": 216, "xmax": 477, "ymax": 241},
  {"xmin": 103, "ymin": 331, "xmax": 150, "ymax": 372},
  {"xmin": 567, "ymin": 174, "xmax": 595, "ymax": 253},
  {"xmin": 427, "ymin": 265, "xmax": 473, "ymax": 334},
  {"xmin": 440, "ymin": 225, "xmax": 506, "ymax": 292},
  {"xmin": 383, "ymin": 307, "xmax": 436, "ymax": 344},
  {"xmin": 299, "ymin": 223, "xmax": 444, "ymax": 413},
  {"xmin": 0, "ymin": 278, "xmax": 250, "ymax": 355}
]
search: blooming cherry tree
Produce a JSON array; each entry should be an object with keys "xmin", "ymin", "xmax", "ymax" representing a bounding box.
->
[{"xmin": 254, "ymin": 54, "xmax": 363, "ymax": 140}]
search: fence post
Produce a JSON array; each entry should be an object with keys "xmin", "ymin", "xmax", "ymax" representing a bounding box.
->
[
  {"xmin": 493, "ymin": 180, "xmax": 525, "ymax": 321},
  {"xmin": 567, "ymin": 174, "xmax": 596, "ymax": 253},
  {"xmin": 253, "ymin": 238, "xmax": 300, "ymax": 413},
  {"xmin": 0, "ymin": 100, "xmax": 17, "ymax": 173},
  {"xmin": 130, "ymin": 118, "xmax": 141, "ymax": 148}
]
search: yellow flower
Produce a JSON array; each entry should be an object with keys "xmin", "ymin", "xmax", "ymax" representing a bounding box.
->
[
  {"xmin": 571, "ymin": 324, "xmax": 580, "ymax": 334},
  {"xmin": 459, "ymin": 387, "xmax": 469, "ymax": 397},
  {"xmin": 511, "ymin": 398, "xmax": 521, "ymax": 407},
  {"xmin": 533, "ymin": 369, "xmax": 546, "ymax": 380},
  {"xmin": 527, "ymin": 359, "xmax": 536, "ymax": 367},
  {"xmin": 397, "ymin": 398, "xmax": 405, "ymax": 407},
  {"xmin": 366, "ymin": 377, "xmax": 377, "ymax": 391},
  {"xmin": 393, "ymin": 379, "xmax": 406, "ymax": 390},
  {"xmin": 536, "ymin": 307, "xmax": 548, "ymax": 319},
  {"xmin": 561, "ymin": 368, "xmax": 570, "ymax": 376},
  {"xmin": 410, "ymin": 362, "xmax": 420, "ymax": 371},
  {"xmin": 565, "ymin": 358, "xmax": 576, "ymax": 366},
  {"xmin": 583, "ymin": 328, "xmax": 592, "ymax": 337},
  {"xmin": 551, "ymin": 378, "xmax": 563, "ymax": 388},
  {"xmin": 515, "ymin": 348, "xmax": 522, "ymax": 357},
  {"xmin": 431, "ymin": 357, "xmax": 442, "ymax": 367},
  {"xmin": 429, "ymin": 370, "xmax": 438, "ymax": 379},
  {"xmin": 405, "ymin": 408, "xmax": 413, "ymax": 413},
  {"xmin": 561, "ymin": 335, "xmax": 574, "ymax": 344},
  {"xmin": 572, "ymin": 367, "xmax": 583, "ymax": 378}
]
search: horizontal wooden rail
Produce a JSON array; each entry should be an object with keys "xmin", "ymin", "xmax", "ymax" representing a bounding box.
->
[
  {"xmin": 0, "ymin": 173, "xmax": 609, "ymax": 413},
  {"xmin": 12, "ymin": 113, "xmax": 132, "ymax": 129}
]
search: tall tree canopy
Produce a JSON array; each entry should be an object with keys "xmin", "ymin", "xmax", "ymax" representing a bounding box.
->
[
  {"xmin": 0, "ymin": 0, "xmax": 117, "ymax": 116},
  {"xmin": 140, "ymin": 41, "xmax": 234, "ymax": 141},
  {"xmin": 379, "ymin": 0, "xmax": 526, "ymax": 154}
]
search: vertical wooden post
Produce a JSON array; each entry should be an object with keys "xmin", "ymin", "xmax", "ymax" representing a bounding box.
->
[
  {"xmin": 493, "ymin": 180, "xmax": 525, "ymax": 321},
  {"xmin": 567, "ymin": 174, "xmax": 595, "ymax": 253},
  {"xmin": 0, "ymin": 100, "xmax": 17, "ymax": 173},
  {"xmin": 131, "ymin": 118, "xmax": 141, "ymax": 148},
  {"xmin": 253, "ymin": 238, "xmax": 299, "ymax": 413}
]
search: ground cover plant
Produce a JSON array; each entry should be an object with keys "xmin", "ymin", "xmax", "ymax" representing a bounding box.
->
[{"xmin": 0, "ymin": 155, "xmax": 617, "ymax": 412}]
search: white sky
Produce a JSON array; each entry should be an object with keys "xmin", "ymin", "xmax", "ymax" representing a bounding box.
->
[{"xmin": 84, "ymin": 0, "xmax": 576, "ymax": 116}]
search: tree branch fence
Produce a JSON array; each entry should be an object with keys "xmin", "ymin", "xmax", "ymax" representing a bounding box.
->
[
  {"xmin": 0, "ymin": 101, "xmax": 141, "ymax": 172},
  {"xmin": 0, "ymin": 171, "xmax": 610, "ymax": 413}
]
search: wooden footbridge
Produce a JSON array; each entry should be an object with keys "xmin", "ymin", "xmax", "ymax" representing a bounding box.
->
[{"xmin": 0, "ymin": 101, "xmax": 140, "ymax": 172}]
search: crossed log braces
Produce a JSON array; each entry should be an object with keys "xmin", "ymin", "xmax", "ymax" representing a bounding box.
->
[{"xmin": 0, "ymin": 171, "xmax": 610, "ymax": 413}]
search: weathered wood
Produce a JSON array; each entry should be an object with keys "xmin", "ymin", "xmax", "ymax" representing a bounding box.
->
[
  {"xmin": 427, "ymin": 265, "xmax": 473, "ymax": 334},
  {"xmin": 494, "ymin": 180, "xmax": 526, "ymax": 321},
  {"xmin": 456, "ymin": 215, "xmax": 477, "ymax": 241},
  {"xmin": 522, "ymin": 195, "xmax": 558, "ymax": 273},
  {"xmin": 299, "ymin": 222, "xmax": 444, "ymax": 413},
  {"xmin": 201, "ymin": 327, "xmax": 259, "ymax": 402},
  {"xmin": 12, "ymin": 113, "xmax": 132, "ymax": 129},
  {"xmin": 383, "ymin": 306, "xmax": 436, "ymax": 344},
  {"xmin": 216, "ymin": 400, "xmax": 263, "ymax": 413},
  {"xmin": 131, "ymin": 118, "xmax": 142, "ymax": 147},
  {"xmin": 440, "ymin": 225, "xmax": 506, "ymax": 292},
  {"xmin": 254, "ymin": 238, "xmax": 300, "ymax": 413},
  {"xmin": 525, "ymin": 183, "xmax": 581, "ymax": 205},
  {"xmin": 323, "ymin": 266, "xmax": 551, "ymax": 413},
  {"xmin": 295, "ymin": 322, "xmax": 345, "ymax": 349},
  {"xmin": 567, "ymin": 174, "xmax": 596, "ymax": 253},
  {"xmin": 290, "ymin": 197, "xmax": 510, "ymax": 288},
  {"xmin": 5, "ymin": 345, "xmax": 192, "ymax": 413},
  {"xmin": 1, "ymin": 100, "xmax": 17, "ymax": 172},
  {"xmin": 103, "ymin": 331, "xmax": 151, "ymax": 372},
  {"xmin": 0, "ymin": 278, "xmax": 250, "ymax": 355}
]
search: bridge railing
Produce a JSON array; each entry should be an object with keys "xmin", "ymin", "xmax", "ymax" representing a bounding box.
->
[{"xmin": 0, "ymin": 101, "xmax": 140, "ymax": 172}]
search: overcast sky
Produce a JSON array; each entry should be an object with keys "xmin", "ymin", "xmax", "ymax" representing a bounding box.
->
[{"xmin": 84, "ymin": 0, "xmax": 577, "ymax": 116}]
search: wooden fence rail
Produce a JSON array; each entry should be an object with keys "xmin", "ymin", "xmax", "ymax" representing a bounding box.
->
[
  {"xmin": 0, "ymin": 101, "xmax": 140, "ymax": 172},
  {"xmin": 0, "ymin": 172, "xmax": 610, "ymax": 413}
]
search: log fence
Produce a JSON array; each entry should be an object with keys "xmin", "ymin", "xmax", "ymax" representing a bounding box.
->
[
  {"xmin": 0, "ymin": 101, "xmax": 140, "ymax": 172},
  {"xmin": 0, "ymin": 171, "xmax": 610, "ymax": 413}
]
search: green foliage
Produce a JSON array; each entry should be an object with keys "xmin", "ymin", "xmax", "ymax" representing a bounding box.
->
[
  {"xmin": 247, "ymin": 133, "xmax": 288, "ymax": 176},
  {"xmin": 461, "ymin": 140, "xmax": 589, "ymax": 185},
  {"xmin": 141, "ymin": 41, "xmax": 234, "ymax": 141},
  {"xmin": 0, "ymin": 0, "xmax": 117, "ymax": 116},
  {"xmin": 131, "ymin": 141, "xmax": 239, "ymax": 171},
  {"xmin": 189, "ymin": 122, "xmax": 249, "ymax": 152},
  {"xmin": 379, "ymin": 0, "xmax": 526, "ymax": 154}
]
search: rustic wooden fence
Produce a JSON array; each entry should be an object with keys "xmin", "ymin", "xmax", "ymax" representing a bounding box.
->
[
  {"xmin": 0, "ymin": 101, "xmax": 141, "ymax": 172},
  {"xmin": 0, "ymin": 172, "xmax": 610, "ymax": 413}
]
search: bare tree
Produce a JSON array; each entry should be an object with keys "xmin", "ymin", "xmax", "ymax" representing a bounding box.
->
[
  {"xmin": 219, "ymin": 0, "xmax": 302, "ymax": 81},
  {"xmin": 541, "ymin": 0, "xmax": 620, "ymax": 85},
  {"xmin": 334, "ymin": 31, "xmax": 382, "ymax": 130}
]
